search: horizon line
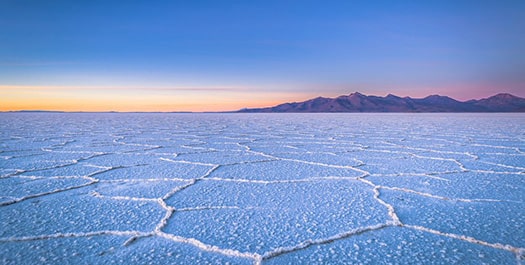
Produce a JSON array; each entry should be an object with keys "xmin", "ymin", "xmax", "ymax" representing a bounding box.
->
[{"xmin": 2, "ymin": 91, "xmax": 523, "ymax": 113}]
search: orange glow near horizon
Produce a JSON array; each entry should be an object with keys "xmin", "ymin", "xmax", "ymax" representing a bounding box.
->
[
  {"xmin": 3, "ymin": 84, "xmax": 520, "ymax": 112},
  {"xmin": 0, "ymin": 85, "xmax": 316, "ymax": 112}
]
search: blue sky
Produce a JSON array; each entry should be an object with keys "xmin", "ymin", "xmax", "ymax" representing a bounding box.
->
[{"xmin": 1, "ymin": 0, "xmax": 524, "ymax": 111}]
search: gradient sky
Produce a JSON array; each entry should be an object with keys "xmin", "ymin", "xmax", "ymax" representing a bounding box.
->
[{"xmin": 1, "ymin": 0, "xmax": 524, "ymax": 111}]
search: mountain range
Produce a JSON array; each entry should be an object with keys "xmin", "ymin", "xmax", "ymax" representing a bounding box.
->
[{"xmin": 238, "ymin": 92, "xmax": 525, "ymax": 112}]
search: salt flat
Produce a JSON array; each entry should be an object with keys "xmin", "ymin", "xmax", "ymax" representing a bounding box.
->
[{"xmin": 0, "ymin": 113, "xmax": 524, "ymax": 264}]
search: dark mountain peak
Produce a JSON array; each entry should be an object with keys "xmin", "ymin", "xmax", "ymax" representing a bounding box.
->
[
  {"xmin": 472, "ymin": 93, "xmax": 525, "ymax": 111},
  {"xmin": 486, "ymin": 93, "xmax": 519, "ymax": 100},
  {"xmin": 237, "ymin": 92, "xmax": 525, "ymax": 113},
  {"xmin": 423, "ymin": 94, "xmax": 449, "ymax": 99},
  {"xmin": 386, "ymin": 93, "xmax": 399, "ymax": 98},
  {"xmin": 385, "ymin": 93, "xmax": 404, "ymax": 100},
  {"xmin": 349, "ymin": 92, "xmax": 365, "ymax": 97},
  {"xmin": 477, "ymin": 93, "xmax": 522, "ymax": 103},
  {"xmin": 336, "ymin": 92, "xmax": 366, "ymax": 102},
  {"xmin": 421, "ymin": 94, "xmax": 458, "ymax": 103}
]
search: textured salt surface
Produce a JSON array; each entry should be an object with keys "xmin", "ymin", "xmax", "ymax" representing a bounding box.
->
[{"xmin": 0, "ymin": 113, "xmax": 523, "ymax": 264}]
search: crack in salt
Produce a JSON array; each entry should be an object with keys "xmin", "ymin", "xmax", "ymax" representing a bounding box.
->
[
  {"xmin": 261, "ymin": 223, "xmax": 392, "ymax": 261},
  {"xmin": 204, "ymin": 176, "xmax": 359, "ymax": 184},
  {"xmin": 405, "ymin": 225, "xmax": 525, "ymax": 260},
  {"xmin": 0, "ymin": 176, "xmax": 99, "ymax": 206},
  {"xmin": 380, "ymin": 186, "xmax": 522, "ymax": 203},
  {"xmin": 158, "ymin": 232, "xmax": 262, "ymax": 263},
  {"xmin": 358, "ymin": 178, "xmax": 402, "ymax": 226},
  {"xmin": 2, "ymin": 118, "xmax": 523, "ymax": 264},
  {"xmin": 0, "ymin": 230, "xmax": 145, "ymax": 243}
]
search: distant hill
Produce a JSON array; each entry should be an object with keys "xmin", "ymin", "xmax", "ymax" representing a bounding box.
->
[{"xmin": 238, "ymin": 92, "xmax": 525, "ymax": 112}]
